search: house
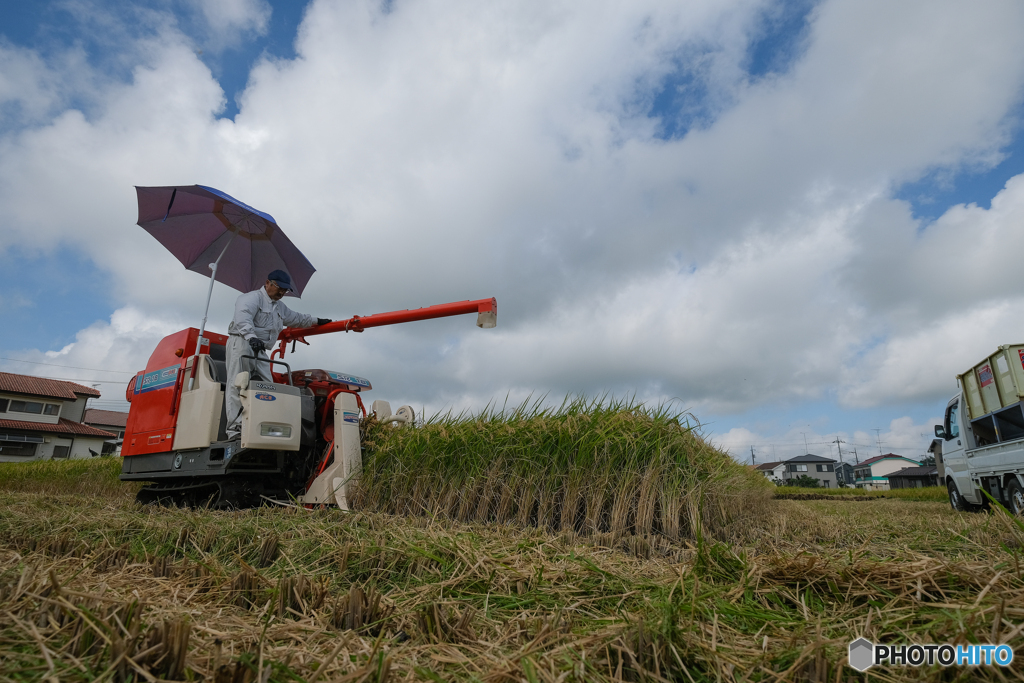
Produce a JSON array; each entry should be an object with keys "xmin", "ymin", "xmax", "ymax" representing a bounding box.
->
[
  {"xmin": 83, "ymin": 409, "xmax": 129, "ymax": 455},
  {"xmin": 0, "ymin": 372, "xmax": 117, "ymax": 462},
  {"xmin": 782, "ymin": 454, "xmax": 839, "ymax": 488},
  {"xmin": 887, "ymin": 465, "xmax": 939, "ymax": 489},
  {"xmin": 835, "ymin": 461, "xmax": 855, "ymax": 487},
  {"xmin": 754, "ymin": 461, "xmax": 786, "ymax": 482},
  {"xmin": 852, "ymin": 454, "xmax": 922, "ymax": 490}
]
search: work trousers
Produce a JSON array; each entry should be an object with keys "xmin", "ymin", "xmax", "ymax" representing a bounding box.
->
[{"xmin": 225, "ymin": 333, "xmax": 273, "ymax": 439}]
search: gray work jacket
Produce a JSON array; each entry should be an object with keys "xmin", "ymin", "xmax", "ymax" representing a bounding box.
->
[{"xmin": 228, "ymin": 287, "xmax": 316, "ymax": 345}]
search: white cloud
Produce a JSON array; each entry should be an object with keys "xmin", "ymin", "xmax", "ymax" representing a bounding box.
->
[
  {"xmin": 2, "ymin": 0, "xmax": 1024, "ymax": 429},
  {"xmin": 2, "ymin": 306, "xmax": 189, "ymax": 411}
]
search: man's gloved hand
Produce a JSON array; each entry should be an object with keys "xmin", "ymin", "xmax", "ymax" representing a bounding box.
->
[
  {"xmin": 317, "ymin": 318, "xmax": 331, "ymax": 326},
  {"xmin": 248, "ymin": 337, "xmax": 266, "ymax": 355}
]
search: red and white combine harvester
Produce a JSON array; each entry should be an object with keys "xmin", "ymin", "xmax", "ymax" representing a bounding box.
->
[{"xmin": 120, "ymin": 298, "xmax": 497, "ymax": 508}]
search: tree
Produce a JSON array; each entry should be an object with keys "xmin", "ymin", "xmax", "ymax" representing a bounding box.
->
[
  {"xmin": 790, "ymin": 475, "xmax": 821, "ymax": 488},
  {"xmin": 920, "ymin": 455, "xmax": 935, "ymax": 467}
]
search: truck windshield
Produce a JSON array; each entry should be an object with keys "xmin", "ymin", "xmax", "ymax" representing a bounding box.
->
[{"xmin": 946, "ymin": 402, "xmax": 960, "ymax": 439}]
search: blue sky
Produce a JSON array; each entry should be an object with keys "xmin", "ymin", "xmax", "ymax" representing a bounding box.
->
[{"xmin": 3, "ymin": 0, "xmax": 1024, "ymax": 457}]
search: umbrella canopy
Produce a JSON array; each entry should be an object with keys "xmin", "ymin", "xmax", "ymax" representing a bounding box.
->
[{"xmin": 135, "ymin": 184, "xmax": 315, "ymax": 297}]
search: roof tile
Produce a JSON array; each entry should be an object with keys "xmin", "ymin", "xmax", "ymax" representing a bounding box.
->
[
  {"xmin": 0, "ymin": 417, "xmax": 116, "ymax": 439},
  {"xmin": 83, "ymin": 409, "xmax": 128, "ymax": 428},
  {"xmin": 0, "ymin": 372, "xmax": 101, "ymax": 400}
]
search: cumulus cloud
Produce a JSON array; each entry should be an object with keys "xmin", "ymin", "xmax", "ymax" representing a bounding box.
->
[
  {"xmin": 1, "ymin": 307, "xmax": 189, "ymax": 411},
  {"xmin": 2, "ymin": 0, "xmax": 1024, "ymax": 457},
  {"xmin": 186, "ymin": 0, "xmax": 271, "ymax": 50}
]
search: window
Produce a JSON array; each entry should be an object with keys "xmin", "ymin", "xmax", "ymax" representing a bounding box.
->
[
  {"xmin": 44, "ymin": 404, "xmax": 60, "ymax": 416},
  {"xmin": 9, "ymin": 400, "xmax": 44, "ymax": 414},
  {"xmin": 945, "ymin": 401, "xmax": 960, "ymax": 439},
  {"xmin": 0, "ymin": 442, "xmax": 37, "ymax": 457},
  {"xmin": 0, "ymin": 399, "xmax": 8, "ymax": 412},
  {"xmin": 815, "ymin": 464, "xmax": 834, "ymax": 472},
  {"xmin": 789, "ymin": 463, "xmax": 808, "ymax": 472},
  {"xmin": 52, "ymin": 446, "xmax": 70, "ymax": 459}
]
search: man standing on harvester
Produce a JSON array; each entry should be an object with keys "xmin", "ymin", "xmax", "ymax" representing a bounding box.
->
[{"xmin": 226, "ymin": 269, "xmax": 330, "ymax": 440}]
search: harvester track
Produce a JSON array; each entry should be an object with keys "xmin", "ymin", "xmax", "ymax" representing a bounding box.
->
[{"xmin": 135, "ymin": 479, "xmax": 266, "ymax": 509}]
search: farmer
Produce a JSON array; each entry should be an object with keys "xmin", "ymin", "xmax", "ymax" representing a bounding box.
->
[{"xmin": 225, "ymin": 270, "xmax": 330, "ymax": 440}]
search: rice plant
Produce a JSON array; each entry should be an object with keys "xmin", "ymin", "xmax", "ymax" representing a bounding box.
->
[{"xmin": 355, "ymin": 396, "xmax": 771, "ymax": 542}]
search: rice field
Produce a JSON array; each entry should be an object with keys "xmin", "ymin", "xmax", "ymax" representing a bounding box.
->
[{"xmin": 1, "ymin": 405, "xmax": 1023, "ymax": 682}]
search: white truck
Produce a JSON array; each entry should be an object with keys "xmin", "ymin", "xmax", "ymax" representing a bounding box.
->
[{"xmin": 937, "ymin": 344, "xmax": 1024, "ymax": 514}]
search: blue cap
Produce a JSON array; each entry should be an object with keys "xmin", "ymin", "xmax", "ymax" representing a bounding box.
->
[{"xmin": 267, "ymin": 269, "xmax": 293, "ymax": 291}]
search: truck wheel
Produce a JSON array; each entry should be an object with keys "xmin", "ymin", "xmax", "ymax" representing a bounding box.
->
[
  {"xmin": 1008, "ymin": 480, "xmax": 1024, "ymax": 516},
  {"xmin": 948, "ymin": 481, "xmax": 969, "ymax": 512}
]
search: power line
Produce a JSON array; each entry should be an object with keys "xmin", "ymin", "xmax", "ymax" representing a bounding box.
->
[
  {"xmin": 30, "ymin": 376, "xmax": 129, "ymax": 385},
  {"xmin": 0, "ymin": 357, "xmax": 135, "ymax": 375}
]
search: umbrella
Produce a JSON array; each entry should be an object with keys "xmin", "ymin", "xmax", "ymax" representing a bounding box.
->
[{"xmin": 135, "ymin": 184, "xmax": 316, "ymax": 358}]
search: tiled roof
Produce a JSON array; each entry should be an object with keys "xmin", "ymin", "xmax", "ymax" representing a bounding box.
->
[
  {"xmin": 0, "ymin": 417, "xmax": 116, "ymax": 439},
  {"xmin": 0, "ymin": 372, "xmax": 101, "ymax": 400},
  {"xmin": 755, "ymin": 462, "xmax": 784, "ymax": 470},
  {"xmin": 83, "ymin": 409, "xmax": 128, "ymax": 428}
]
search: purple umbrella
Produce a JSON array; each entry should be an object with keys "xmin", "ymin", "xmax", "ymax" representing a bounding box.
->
[{"xmin": 135, "ymin": 184, "xmax": 316, "ymax": 358}]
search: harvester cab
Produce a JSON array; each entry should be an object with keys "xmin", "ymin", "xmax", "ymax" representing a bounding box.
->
[{"xmin": 120, "ymin": 298, "xmax": 497, "ymax": 509}]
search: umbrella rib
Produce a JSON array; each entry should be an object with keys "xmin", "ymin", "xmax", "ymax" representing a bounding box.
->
[{"xmin": 161, "ymin": 188, "xmax": 177, "ymax": 222}]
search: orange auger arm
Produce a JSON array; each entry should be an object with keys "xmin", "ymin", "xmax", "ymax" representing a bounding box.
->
[{"xmin": 271, "ymin": 297, "xmax": 497, "ymax": 359}]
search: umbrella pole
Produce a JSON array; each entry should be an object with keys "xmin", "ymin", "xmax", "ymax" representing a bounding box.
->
[{"xmin": 190, "ymin": 233, "xmax": 237, "ymax": 389}]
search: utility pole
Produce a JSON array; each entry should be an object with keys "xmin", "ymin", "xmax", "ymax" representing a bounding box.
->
[
  {"xmin": 833, "ymin": 437, "xmax": 846, "ymax": 464},
  {"xmin": 750, "ymin": 446, "xmax": 755, "ymax": 466},
  {"xmin": 873, "ymin": 428, "xmax": 883, "ymax": 455},
  {"xmin": 852, "ymin": 447, "xmax": 860, "ymax": 464},
  {"xmin": 801, "ymin": 432, "xmax": 809, "ymax": 453}
]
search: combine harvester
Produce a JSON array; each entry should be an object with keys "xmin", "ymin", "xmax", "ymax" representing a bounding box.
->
[{"xmin": 119, "ymin": 298, "xmax": 497, "ymax": 509}]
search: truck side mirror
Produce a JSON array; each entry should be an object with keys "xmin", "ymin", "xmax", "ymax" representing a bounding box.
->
[
  {"xmin": 234, "ymin": 371, "xmax": 250, "ymax": 390},
  {"xmin": 934, "ymin": 425, "xmax": 945, "ymax": 439}
]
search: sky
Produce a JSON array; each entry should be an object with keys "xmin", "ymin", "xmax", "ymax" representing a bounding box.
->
[{"xmin": 3, "ymin": 0, "xmax": 1024, "ymax": 465}]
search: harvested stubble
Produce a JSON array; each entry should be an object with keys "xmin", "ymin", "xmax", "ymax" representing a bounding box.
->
[
  {"xmin": 356, "ymin": 397, "xmax": 771, "ymax": 543},
  {"xmin": 1, "ymin": 489, "xmax": 1024, "ymax": 681}
]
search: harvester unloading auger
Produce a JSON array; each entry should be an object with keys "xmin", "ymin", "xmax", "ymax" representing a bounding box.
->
[{"xmin": 120, "ymin": 298, "xmax": 497, "ymax": 508}]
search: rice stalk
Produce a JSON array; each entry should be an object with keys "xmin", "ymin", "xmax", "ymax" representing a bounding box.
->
[{"xmin": 355, "ymin": 396, "xmax": 770, "ymax": 544}]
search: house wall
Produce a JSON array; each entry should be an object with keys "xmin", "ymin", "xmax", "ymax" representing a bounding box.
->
[
  {"xmin": 873, "ymin": 459, "xmax": 921, "ymax": 477},
  {"xmin": 42, "ymin": 437, "xmax": 74, "ymax": 461},
  {"xmin": 63, "ymin": 397, "xmax": 91, "ymax": 423},
  {"xmin": 70, "ymin": 437, "xmax": 105, "ymax": 459},
  {"xmin": 783, "ymin": 462, "xmax": 838, "ymax": 488},
  {"xmin": 0, "ymin": 392, "xmax": 64, "ymax": 425},
  {"xmin": 854, "ymin": 458, "xmax": 922, "ymax": 490}
]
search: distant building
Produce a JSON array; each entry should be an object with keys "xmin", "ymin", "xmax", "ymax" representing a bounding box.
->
[
  {"xmin": 754, "ymin": 461, "xmax": 786, "ymax": 481},
  {"xmin": 783, "ymin": 454, "xmax": 838, "ymax": 488},
  {"xmin": 887, "ymin": 466, "xmax": 939, "ymax": 489},
  {"xmin": 83, "ymin": 409, "xmax": 129, "ymax": 455},
  {"xmin": 0, "ymin": 372, "xmax": 116, "ymax": 462},
  {"xmin": 835, "ymin": 461, "xmax": 855, "ymax": 487},
  {"xmin": 852, "ymin": 454, "xmax": 922, "ymax": 490}
]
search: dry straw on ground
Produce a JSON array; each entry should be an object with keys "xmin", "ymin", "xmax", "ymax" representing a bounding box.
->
[{"xmin": 2, "ymin": 483, "xmax": 1024, "ymax": 681}]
